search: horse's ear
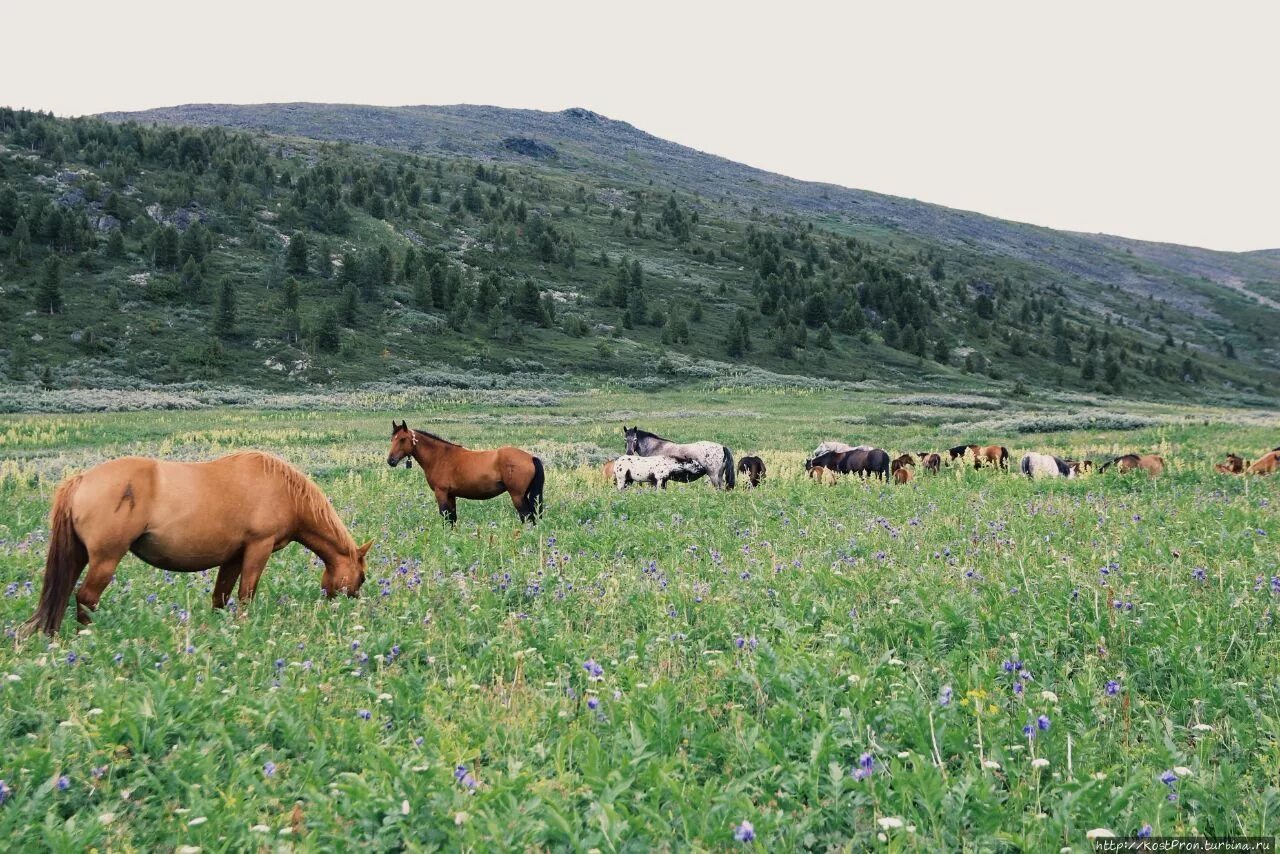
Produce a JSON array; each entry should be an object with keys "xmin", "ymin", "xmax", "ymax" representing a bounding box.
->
[
  {"xmin": 357, "ymin": 540, "xmax": 374, "ymax": 558},
  {"xmin": 392, "ymin": 420, "xmax": 401, "ymax": 433}
]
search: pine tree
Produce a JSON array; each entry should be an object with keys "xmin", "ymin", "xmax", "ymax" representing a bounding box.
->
[
  {"xmin": 37, "ymin": 256, "xmax": 62, "ymax": 314},
  {"xmin": 1081, "ymin": 355, "xmax": 1097, "ymax": 381},
  {"xmin": 214, "ymin": 278, "xmax": 236, "ymax": 337},
  {"xmin": 105, "ymin": 228, "xmax": 125, "ymax": 259},
  {"xmin": 283, "ymin": 277, "xmax": 300, "ymax": 313},
  {"xmin": 152, "ymin": 225, "xmax": 179, "ymax": 269},
  {"xmin": 340, "ymin": 284, "xmax": 359, "ymax": 327},
  {"xmin": 316, "ymin": 307, "xmax": 341, "ymax": 352},
  {"xmin": 286, "ymin": 231, "xmax": 308, "ymax": 274},
  {"xmin": 933, "ymin": 337, "xmax": 950, "ymax": 365},
  {"xmin": 816, "ymin": 323, "xmax": 833, "ymax": 349}
]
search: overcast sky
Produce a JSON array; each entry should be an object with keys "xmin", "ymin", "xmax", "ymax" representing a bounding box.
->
[{"xmin": 4, "ymin": 1, "xmax": 1277, "ymax": 251}]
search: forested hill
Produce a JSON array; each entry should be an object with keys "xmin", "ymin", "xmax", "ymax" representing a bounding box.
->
[{"xmin": 1, "ymin": 105, "xmax": 1277, "ymax": 402}]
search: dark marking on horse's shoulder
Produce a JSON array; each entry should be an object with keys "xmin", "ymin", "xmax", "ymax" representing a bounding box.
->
[{"xmin": 115, "ymin": 482, "xmax": 136, "ymax": 513}]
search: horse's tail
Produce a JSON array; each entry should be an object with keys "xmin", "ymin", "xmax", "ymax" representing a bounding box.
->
[
  {"xmin": 723, "ymin": 447, "xmax": 736, "ymax": 490},
  {"xmin": 1098, "ymin": 457, "xmax": 1116, "ymax": 472},
  {"xmin": 1020, "ymin": 455, "xmax": 1032, "ymax": 478},
  {"xmin": 526, "ymin": 456, "xmax": 545, "ymax": 518},
  {"xmin": 23, "ymin": 475, "xmax": 87, "ymax": 638},
  {"xmin": 1000, "ymin": 447, "xmax": 1010, "ymax": 469}
]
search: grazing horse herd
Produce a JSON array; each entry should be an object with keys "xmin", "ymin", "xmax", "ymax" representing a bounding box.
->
[{"xmin": 18, "ymin": 420, "xmax": 1280, "ymax": 639}]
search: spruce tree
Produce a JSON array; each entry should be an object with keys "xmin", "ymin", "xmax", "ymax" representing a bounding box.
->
[
  {"xmin": 37, "ymin": 256, "xmax": 62, "ymax": 314},
  {"xmin": 286, "ymin": 231, "xmax": 308, "ymax": 275},
  {"xmin": 214, "ymin": 278, "xmax": 236, "ymax": 337}
]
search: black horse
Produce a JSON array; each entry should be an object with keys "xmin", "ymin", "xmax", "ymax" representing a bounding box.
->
[{"xmin": 737, "ymin": 456, "xmax": 766, "ymax": 487}]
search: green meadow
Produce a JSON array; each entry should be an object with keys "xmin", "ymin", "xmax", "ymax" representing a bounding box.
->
[{"xmin": 1, "ymin": 389, "xmax": 1278, "ymax": 850}]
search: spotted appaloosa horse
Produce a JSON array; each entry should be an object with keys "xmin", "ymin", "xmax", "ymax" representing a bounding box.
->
[
  {"xmin": 612, "ymin": 454, "xmax": 704, "ymax": 490},
  {"xmin": 623, "ymin": 427, "xmax": 735, "ymax": 490}
]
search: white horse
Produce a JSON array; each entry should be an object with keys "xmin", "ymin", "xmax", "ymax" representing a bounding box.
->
[
  {"xmin": 623, "ymin": 427, "xmax": 735, "ymax": 490},
  {"xmin": 1020, "ymin": 453, "xmax": 1075, "ymax": 479},
  {"xmin": 613, "ymin": 454, "xmax": 704, "ymax": 490}
]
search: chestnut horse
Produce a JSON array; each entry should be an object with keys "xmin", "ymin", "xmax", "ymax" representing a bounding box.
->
[
  {"xmin": 1215, "ymin": 454, "xmax": 1246, "ymax": 474},
  {"xmin": 386, "ymin": 421, "xmax": 544, "ymax": 524},
  {"xmin": 1099, "ymin": 453, "xmax": 1165, "ymax": 477},
  {"xmin": 1246, "ymin": 450, "xmax": 1279, "ymax": 475},
  {"xmin": 969, "ymin": 444, "xmax": 1010, "ymax": 470},
  {"xmin": 22, "ymin": 451, "xmax": 372, "ymax": 638}
]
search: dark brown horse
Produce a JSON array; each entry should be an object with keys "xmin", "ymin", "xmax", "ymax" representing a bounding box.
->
[
  {"xmin": 22, "ymin": 452, "xmax": 372, "ymax": 638},
  {"xmin": 891, "ymin": 453, "xmax": 915, "ymax": 474},
  {"xmin": 1215, "ymin": 454, "xmax": 1246, "ymax": 474},
  {"xmin": 809, "ymin": 447, "xmax": 891, "ymax": 480},
  {"xmin": 737, "ymin": 455, "xmax": 766, "ymax": 487},
  {"xmin": 387, "ymin": 422, "xmax": 544, "ymax": 524}
]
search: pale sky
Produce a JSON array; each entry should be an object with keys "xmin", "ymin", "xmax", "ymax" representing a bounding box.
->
[{"xmin": 4, "ymin": 1, "xmax": 1277, "ymax": 251}]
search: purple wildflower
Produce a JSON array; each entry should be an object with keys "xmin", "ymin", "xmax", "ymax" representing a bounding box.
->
[
  {"xmin": 587, "ymin": 696, "xmax": 599, "ymax": 710},
  {"xmin": 939, "ymin": 685, "xmax": 953, "ymax": 707},
  {"xmin": 1138, "ymin": 824, "xmax": 1152, "ymax": 838},
  {"xmin": 1037, "ymin": 715, "xmax": 1050, "ymax": 731},
  {"xmin": 1105, "ymin": 680, "xmax": 1120, "ymax": 696},
  {"xmin": 357, "ymin": 709, "xmax": 372, "ymax": 721},
  {"xmin": 853, "ymin": 752, "xmax": 875, "ymax": 780},
  {"xmin": 1159, "ymin": 770, "xmax": 1177, "ymax": 786},
  {"xmin": 56, "ymin": 776, "xmax": 70, "ymax": 791},
  {"xmin": 583, "ymin": 659, "xmax": 603, "ymax": 679},
  {"xmin": 454, "ymin": 765, "xmax": 478, "ymax": 790},
  {"xmin": 734, "ymin": 820, "xmax": 756, "ymax": 842},
  {"xmin": 0, "ymin": 779, "xmax": 9, "ymax": 804},
  {"xmin": 1191, "ymin": 567, "xmax": 1207, "ymax": 583},
  {"xmin": 263, "ymin": 761, "xmax": 276, "ymax": 777}
]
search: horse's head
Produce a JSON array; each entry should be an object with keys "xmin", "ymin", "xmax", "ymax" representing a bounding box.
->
[
  {"xmin": 324, "ymin": 539, "xmax": 373, "ymax": 597},
  {"xmin": 623, "ymin": 425, "xmax": 639, "ymax": 455},
  {"xmin": 387, "ymin": 421, "xmax": 415, "ymax": 468}
]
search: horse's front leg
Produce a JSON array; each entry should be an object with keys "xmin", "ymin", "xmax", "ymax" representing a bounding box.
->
[
  {"xmin": 434, "ymin": 489, "xmax": 458, "ymax": 526},
  {"xmin": 234, "ymin": 538, "xmax": 276, "ymax": 603},
  {"xmin": 212, "ymin": 558, "xmax": 243, "ymax": 609}
]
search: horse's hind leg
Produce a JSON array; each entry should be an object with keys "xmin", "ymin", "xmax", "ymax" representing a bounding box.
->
[
  {"xmin": 509, "ymin": 488, "xmax": 534, "ymax": 523},
  {"xmin": 75, "ymin": 548, "xmax": 127, "ymax": 625}
]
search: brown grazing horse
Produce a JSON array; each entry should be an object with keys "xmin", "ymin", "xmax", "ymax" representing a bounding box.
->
[
  {"xmin": 916, "ymin": 452, "xmax": 942, "ymax": 474},
  {"xmin": 22, "ymin": 451, "xmax": 371, "ymax": 638},
  {"xmin": 891, "ymin": 453, "xmax": 915, "ymax": 474},
  {"xmin": 387, "ymin": 421, "xmax": 544, "ymax": 524},
  {"xmin": 1215, "ymin": 454, "xmax": 1246, "ymax": 474},
  {"xmin": 737, "ymin": 455, "xmax": 766, "ymax": 487},
  {"xmin": 1099, "ymin": 453, "xmax": 1165, "ymax": 476},
  {"xmin": 893, "ymin": 464, "xmax": 914, "ymax": 484},
  {"xmin": 969, "ymin": 444, "xmax": 1010, "ymax": 470},
  {"xmin": 1246, "ymin": 450, "xmax": 1280, "ymax": 475}
]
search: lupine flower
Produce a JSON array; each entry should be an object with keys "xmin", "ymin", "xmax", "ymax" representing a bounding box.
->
[
  {"xmin": 1191, "ymin": 567, "xmax": 1207, "ymax": 583},
  {"xmin": 1037, "ymin": 715, "xmax": 1051, "ymax": 731},
  {"xmin": 263, "ymin": 761, "xmax": 276, "ymax": 777},
  {"xmin": 0, "ymin": 779, "xmax": 9, "ymax": 804},
  {"xmin": 1138, "ymin": 824, "xmax": 1152, "ymax": 838},
  {"xmin": 939, "ymin": 685, "xmax": 953, "ymax": 707},
  {"xmin": 1105, "ymin": 680, "xmax": 1120, "ymax": 696},
  {"xmin": 853, "ymin": 753, "xmax": 875, "ymax": 780},
  {"xmin": 587, "ymin": 697, "xmax": 599, "ymax": 710},
  {"xmin": 91, "ymin": 766, "xmax": 107, "ymax": 779},
  {"xmin": 734, "ymin": 820, "xmax": 756, "ymax": 842},
  {"xmin": 357, "ymin": 709, "xmax": 372, "ymax": 721},
  {"xmin": 583, "ymin": 659, "xmax": 603, "ymax": 679},
  {"xmin": 1023, "ymin": 722, "xmax": 1036, "ymax": 738},
  {"xmin": 56, "ymin": 776, "xmax": 70, "ymax": 791},
  {"xmin": 1159, "ymin": 770, "xmax": 1177, "ymax": 786},
  {"xmin": 66, "ymin": 652, "xmax": 77, "ymax": 664},
  {"xmin": 454, "ymin": 765, "xmax": 478, "ymax": 790}
]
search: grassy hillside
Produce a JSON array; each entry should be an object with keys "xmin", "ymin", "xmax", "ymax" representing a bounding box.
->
[{"xmin": 2, "ymin": 106, "xmax": 1277, "ymax": 404}]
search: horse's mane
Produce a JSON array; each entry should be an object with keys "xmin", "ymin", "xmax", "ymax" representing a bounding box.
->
[
  {"xmin": 230, "ymin": 451, "xmax": 348, "ymax": 544},
  {"xmin": 629, "ymin": 427, "xmax": 666, "ymax": 442},
  {"xmin": 413, "ymin": 429, "xmax": 464, "ymax": 448}
]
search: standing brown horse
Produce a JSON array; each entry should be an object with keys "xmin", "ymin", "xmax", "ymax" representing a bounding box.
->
[
  {"xmin": 969, "ymin": 444, "xmax": 1010, "ymax": 470},
  {"xmin": 916, "ymin": 452, "xmax": 942, "ymax": 474},
  {"xmin": 1246, "ymin": 451, "xmax": 1280, "ymax": 475},
  {"xmin": 22, "ymin": 451, "xmax": 372, "ymax": 638},
  {"xmin": 386, "ymin": 421, "xmax": 544, "ymax": 524}
]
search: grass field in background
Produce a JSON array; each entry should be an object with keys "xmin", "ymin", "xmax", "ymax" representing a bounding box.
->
[{"xmin": 1, "ymin": 389, "xmax": 1278, "ymax": 850}]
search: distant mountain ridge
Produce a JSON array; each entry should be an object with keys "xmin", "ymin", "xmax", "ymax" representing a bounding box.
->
[{"xmin": 101, "ymin": 102, "xmax": 1280, "ymax": 321}]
